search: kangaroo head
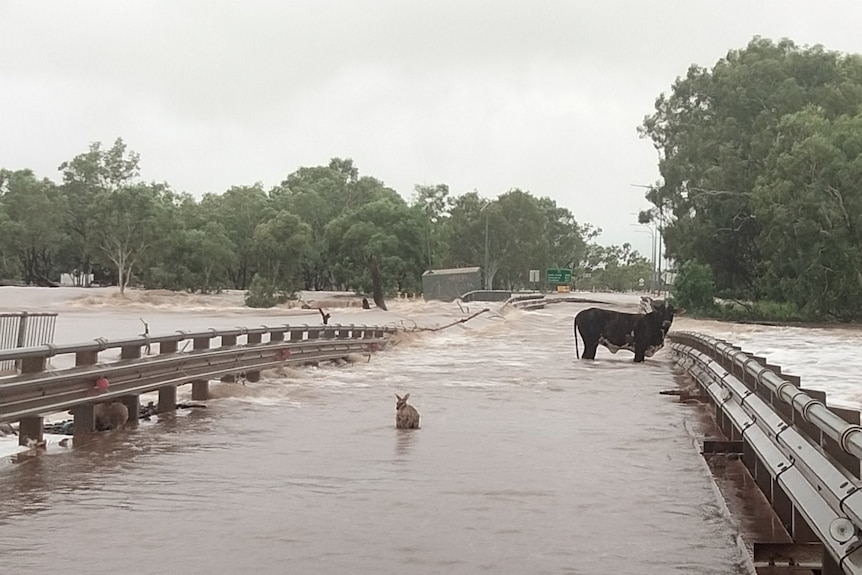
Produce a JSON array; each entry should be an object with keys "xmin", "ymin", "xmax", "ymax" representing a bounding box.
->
[{"xmin": 395, "ymin": 393, "xmax": 410, "ymax": 410}]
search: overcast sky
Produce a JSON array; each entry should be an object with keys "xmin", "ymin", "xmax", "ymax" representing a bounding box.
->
[{"xmin": 2, "ymin": 1, "xmax": 860, "ymax": 259}]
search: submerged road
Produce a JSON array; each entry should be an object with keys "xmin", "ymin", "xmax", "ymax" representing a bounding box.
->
[{"xmin": 0, "ymin": 291, "xmax": 747, "ymax": 574}]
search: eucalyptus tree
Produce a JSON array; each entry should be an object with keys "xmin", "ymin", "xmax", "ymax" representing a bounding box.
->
[
  {"xmin": 752, "ymin": 107, "xmax": 862, "ymax": 318},
  {"xmin": 640, "ymin": 37, "xmax": 862, "ymax": 298},
  {"xmin": 59, "ymin": 137, "xmax": 141, "ymax": 282},
  {"xmin": 413, "ymin": 183, "xmax": 450, "ymax": 269},
  {"xmin": 272, "ymin": 158, "xmax": 403, "ymax": 290},
  {"xmin": 93, "ymin": 182, "xmax": 173, "ymax": 294},
  {"xmin": 324, "ymin": 195, "xmax": 425, "ymax": 294},
  {"xmin": 199, "ymin": 184, "xmax": 271, "ymax": 290},
  {"xmin": 442, "ymin": 190, "xmax": 488, "ymax": 269},
  {"xmin": 0, "ymin": 169, "xmax": 67, "ymax": 284},
  {"xmin": 252, "ymin": 210, "xmax": 312, "ymax": 294}
]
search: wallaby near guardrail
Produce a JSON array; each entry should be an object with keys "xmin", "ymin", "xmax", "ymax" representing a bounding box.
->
[{"xmin": 95, "ymin": 402, "xmax": 129, "ymax": 431}]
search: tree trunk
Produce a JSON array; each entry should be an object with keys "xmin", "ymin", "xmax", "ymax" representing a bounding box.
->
[{"xmin": 369, "ymin": 255, "xmax": 387, "ymax": 311}]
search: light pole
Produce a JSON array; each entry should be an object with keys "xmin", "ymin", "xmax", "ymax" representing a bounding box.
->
[
  {"xmin": 480, "ymin": 200, "xmax": 491, "ymax": 290},
  {"xmin": 631, "ymin": 224, "xmax": 656, "ymax": 293}
]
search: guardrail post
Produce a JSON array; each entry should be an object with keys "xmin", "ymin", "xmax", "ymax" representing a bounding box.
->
[
  {"xmin": 73, "ymin": 403, "xmax": 95, "ymax": 437},
  {"xmin": 307, "ymin": 327, "xmax": 319, "ymax": 340},
  {"xmin": 121, "ymin": 344, "xmax": 142, "ymax": 360},
  {"xmin": 76, "ymin": 350, "xmax": 98, "ymax": 366},
  {"xmin": 792, "ymin": 507, "xmax": 819, "ymax": 543},
  {"xmin": 192, "ymin": 382, "xmax": 209, "ymax": 400},
  {"xmin": 158, "ymin": 385, "xmax": 177, "ymax": 414},
  {"xmin": 289, "ymin": 328, "xmax": 303, "ymax": 342},
  {"xmin": 20, "ymin": 355, "xmax": 46, "ymax": 374},
  {"xmin": 336, "ymin": 325, "xmax": 349, "ymax": 339},
  {"xmin": 220, "ymin": 334, "xmax": 238, "ymax": 382},
  {"xmin": 351, "ymin": 325, "xmax": 362, "ymax": 339},
  {"xmin": 14, "ymin": 312, "xmax": 28, "ymax": 371},
  {"xmin": 121, "ymin": 395, "xmax": 140, "ymax": 427},
  {"xmin": 270, "ymin": 330, "xmax": 285, "ymax": 343},
  {"xmin": 192, "ymin": 337, "xmax": 210, "ymax": 400},
  {"xmin": 246, "ymin": 333, "xmax": 262, "ymax": 382},
  {"xmin": 18, "ymin": 416, "xmax": 43, "ymax": 447},
  {"xmin": 157, "ymin": 334, "xmax": 180, "ymax": 411}
]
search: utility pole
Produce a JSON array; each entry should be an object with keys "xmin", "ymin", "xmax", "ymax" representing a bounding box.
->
[
  {"xmin": 484, "ymin": 209, "xmax": 490, "ymax": 290},
  {"xmin": 481, "ymin": 200, "xmax": 491, "ymax": 290}
]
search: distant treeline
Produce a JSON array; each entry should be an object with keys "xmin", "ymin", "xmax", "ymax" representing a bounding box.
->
[{"xmin": 0, "ymin": 141, "xmax": 651, "ymax": 303}]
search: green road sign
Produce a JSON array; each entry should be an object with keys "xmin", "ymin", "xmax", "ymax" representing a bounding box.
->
[{"xmin": 546, "ymin": 268, "xmax": 572, "ymax": 284}]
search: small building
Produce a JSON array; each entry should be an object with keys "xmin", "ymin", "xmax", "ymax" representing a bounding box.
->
[{"xmin": 422, "ymin": 267, "xmax": 481, "ymax": 302}]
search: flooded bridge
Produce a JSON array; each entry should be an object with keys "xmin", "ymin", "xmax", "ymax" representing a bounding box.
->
[{"xmin": 0, "ymin": 287, "xmax": 860, "ymax": 574}]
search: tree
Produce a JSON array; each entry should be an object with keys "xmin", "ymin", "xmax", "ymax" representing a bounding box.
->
[
  {"xmin": 200, "ymin": 184, "xmax": 271, "ymax": 289},
  {"xmin": 0, "ymin": 170, "xmax": 67, "ymax": 284},
  {"xmin": 271, "ymin": 158, "xmax": 399, "ymax": 290},
  {"xmin": 324, "ymin": 196, "xmax": 425, "ymax": 294},
  {"xmin": 673, "ymin": 261, "xmax": 716, "ymax": 311},
  {"xmin": 253, "ymin": 210, "xmax": 312, "ymax": 293},
  {"xmin": 94, "ymin": 183, "xmax": 170, "ymax": 294},
  {"xmin": 752, "ymin": 107, "xmax": 862, "ymax": 318},
  {"xmin": 59, "ymin": 137, "xmax": 141, "ymax": 283},
  {"xmin": 413, "ymin": 183, "xmax": 450, "ymax": 269},
  {"xmin": 639, "ymin": 37, "xmax": 862, "ymax": 298}
]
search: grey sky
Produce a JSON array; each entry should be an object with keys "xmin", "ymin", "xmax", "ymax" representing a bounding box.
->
[{"xmin": 2, "ymin": 1, "xmax": 860, "ymax": 260}]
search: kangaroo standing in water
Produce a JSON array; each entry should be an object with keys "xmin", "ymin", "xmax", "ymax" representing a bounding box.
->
[{"xmin": 395, "ymin": 393, "xmax": 420, "ymax": 429}]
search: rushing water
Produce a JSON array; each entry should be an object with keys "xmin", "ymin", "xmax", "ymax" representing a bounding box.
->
[{"xmin": 7, "ymin": 287, "xmax": 859, "ymax": 574}]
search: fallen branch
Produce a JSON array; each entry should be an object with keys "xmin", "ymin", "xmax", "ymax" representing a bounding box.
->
[{"xmin": 419, "ymin": 308, "xmax": 491, "ymax": 332}]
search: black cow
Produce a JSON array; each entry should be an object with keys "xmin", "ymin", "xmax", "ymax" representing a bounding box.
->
[{"xmin": 573, "ymin": 298, "xmax": 681, "ymax": 363}]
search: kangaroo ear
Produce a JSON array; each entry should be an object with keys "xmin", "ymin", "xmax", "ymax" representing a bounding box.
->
[
  {"xmin": 403, "ymin": 393, "xmax": 410, "ymax": 401},
  {"xmin": 395, "ymin": 394, "xmax": 401, "ymax": 401}
]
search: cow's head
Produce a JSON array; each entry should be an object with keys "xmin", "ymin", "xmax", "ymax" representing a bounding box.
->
[{"xmin": 641, "ymin": 297, "xmax": 683, "ymax": 337}]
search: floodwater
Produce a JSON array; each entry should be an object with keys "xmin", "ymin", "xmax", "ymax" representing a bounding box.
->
[{"xmin": 4, "ymin": 287, "xmax": 859, "ymax": 574}]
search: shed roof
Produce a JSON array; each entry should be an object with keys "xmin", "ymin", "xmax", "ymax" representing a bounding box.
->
[{"xmin": 422, "ymin": 266, "xmax": 481, "ymax": 276}]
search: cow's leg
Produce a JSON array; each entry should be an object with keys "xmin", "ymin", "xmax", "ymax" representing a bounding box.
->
[
  {"xmin": 633, "ymin": 346, "xmax": 646, "ymax": 362},
  {"xmin": 581, "ymin": 339, "xmax": 599, "ymax": 360}
]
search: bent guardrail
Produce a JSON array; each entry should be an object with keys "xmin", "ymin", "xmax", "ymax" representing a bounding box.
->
[
  {"xmin": 503, "ymin": 293, "xmax": 547, "ymax": 310},
  {"xmin": 0, "ymin": 323, "xmax": 397, "ymax": 447},
  {"xmin": 669, "ymin": 330, "xmax": 862, "ymax": 574}
]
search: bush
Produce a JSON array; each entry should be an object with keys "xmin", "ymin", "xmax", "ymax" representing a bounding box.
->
[
  {"xmin": 244, "ymin": 275, "xmax": 289, "ymax": 308},
  {"xmin": 673, "ymin": 260, "xmax": 716, "ymax": 312}
]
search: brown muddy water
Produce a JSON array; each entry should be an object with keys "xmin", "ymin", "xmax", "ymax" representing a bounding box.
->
[{"xmin": 0, "ymin": 291, "xmax": 752, "ymax": 574}]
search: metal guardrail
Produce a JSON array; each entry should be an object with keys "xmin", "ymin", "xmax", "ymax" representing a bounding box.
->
[
  {"xmin": 503, "ymin": 293, "xmax": 547, "ymax": 310},
  {"xmin": 0, "ymin": 323, "xmax": 397, "ymax": 431},
  {"xmin": 0, "ymin": 312, "xmax": 58, "ymax": 373},
  {"xmin": 669, "ymin": 330, "xmax": 862, "ymax": 574}
]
